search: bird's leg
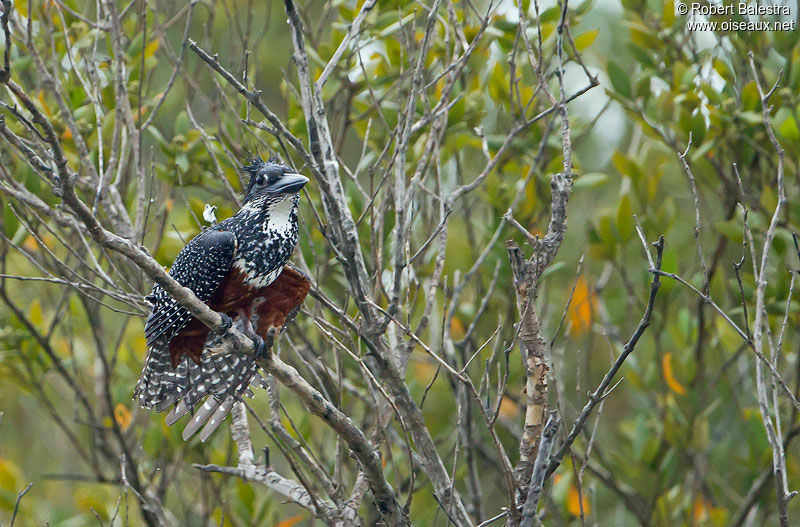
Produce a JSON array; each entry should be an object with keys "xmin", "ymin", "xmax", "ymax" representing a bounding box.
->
[
  {"xmin": 217, "ymin": 312, "xmax": 233, "ymax": 334},
  {"xmin": 232, "ymin": 307, "xmax": 270, "ymax": 359},
  {"xmin": 240, "ymin": 319, "xmax": 275, "ymax": 361},
  {"xmin": 238, "ymin": 307, "xmax": 255, "ymax": 335},
  {"xmin": 251, "ymin": 334, "xmax": 269, "ymax": 360},
  {"xmin": 261, "ymin": 328, "xmax": 278, "ymax": 359}
]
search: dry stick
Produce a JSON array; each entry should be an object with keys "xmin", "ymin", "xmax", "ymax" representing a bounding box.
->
[
  {"xmin": 264, "ymin": 351, "xmax": 405, "ymax": 526},
  {"xmin": 369, "ymin": 304, "xmax": 503, "ymax": 525},
  {"xmin": 732, "ymin": 425, "xmax": 800, "ymax": 526},
  {"xmin": 505, "ymin": 1, "xmax": 581, "ymax": 497},
  {"xmin": 520, "ymin": 413, "xmax": 560, "ymax": 527},
  {"xmin": 184, "ymin": 39, "xmax": 315, "ymax": 172},
  {"xmin": 315, "ymin": 0, "xmax": 377, "ymax": 89},
  {"xmin": 748, "ymin": 50, "xmax": 792, "ymax": 527},
  {"xmin": 140, "ymin": 0, "xmax": 198, "ymax": 131},
  {"xmin": 676, "ymin": 131, "xmax": 709, "ymax": 294},
  {"xmin": 0, "ymin": 0, "xmax": 11, "ymax": 83},
  {"xmin": 384, "ymin": 0, "xmax": 444, "ymax": 329},
  {"xmin": 545, "ymin": 236, "xmax": 664, "ymax": 479},
  {"xmin": 194, "ymin": 403, "xmax": 336, "ymax": 518},
  {"xmin": 282, "ymin": 0, "xmax": 375, "ymax": 327},
  {"xmin": 9, "ymin": 482, "xmax": 33, "ymax": 527}
]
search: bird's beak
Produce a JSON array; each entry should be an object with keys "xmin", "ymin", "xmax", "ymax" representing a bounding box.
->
[{"xmin": 265, "ymin": 173, "xmax": 309, "ymax": 194}]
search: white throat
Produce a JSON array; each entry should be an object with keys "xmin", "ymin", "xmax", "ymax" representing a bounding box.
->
[{"xmin": 268, "ymin": 197, "xmax": 296, "ymax": 232}]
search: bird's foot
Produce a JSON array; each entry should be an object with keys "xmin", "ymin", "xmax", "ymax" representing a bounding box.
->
[
  {"xmin": 247, "ymin": 327, "xmax": 277, "ymax": 360},
  {"xmin": 252, "ymin": 335, "xmax": 271, "ymax": 360},
  {"xmin": 218, "ymin": 313, "xmax": 233, "ymax": 334}
]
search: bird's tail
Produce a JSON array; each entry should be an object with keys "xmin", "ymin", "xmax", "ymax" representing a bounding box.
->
[{"xmin": 134, "ymin": 343, "xmax": 263, "ymax": 441}]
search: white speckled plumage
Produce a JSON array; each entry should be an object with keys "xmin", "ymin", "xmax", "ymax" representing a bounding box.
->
[{"xmin": 134, "ymin": 159, "xmax": 304, "ymax": 440}]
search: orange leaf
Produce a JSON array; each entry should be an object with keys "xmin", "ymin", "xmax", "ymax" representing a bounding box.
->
[
  {"xmin": 114, "ymin": 403, "xmax": 132, "ymax": 431},
  {"xmin": 499, "ymin": 396, "xmax": 518, "ymax": 418},
  {"xmin": 276, "ymin": 514, "xmax": 305, "ymax": 527},
  {"xmin": 412, "ymin": 358, "xmax": 437, "ymax": 381},
  {"xmin": 23, "ymin": 235, "xmax": 39, "ymax": 252},
  {"xmin": 567, "ymin": 276, "xmax": 595, "ymax": 335},
  {"xmin": 662, "ymin": 352, "xmax": 686, "ymax": 395},
  {"xmin": 450, "ymin": 316, "xmax": 466, "ymax": 340},
  {"xmin": 566, "ymin": 485, "xmax": 590, "ymax": 516},
  {"xmin": 693, "ymin": 496, "xmax": 709, "ymax": 523}
]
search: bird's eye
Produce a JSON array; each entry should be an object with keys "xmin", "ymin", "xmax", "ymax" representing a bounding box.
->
[{"xmin": 255, "ymin": 174, "xmax": 265, "ymax": 185}]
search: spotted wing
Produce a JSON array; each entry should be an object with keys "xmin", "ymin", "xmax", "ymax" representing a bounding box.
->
[
  {"xmin": 144, "ymin": 229, "xmax": 237, "ymax": 348},
  {"xmin": 135, "ymin": 229, "xmax": 236, "ymax": 409}
]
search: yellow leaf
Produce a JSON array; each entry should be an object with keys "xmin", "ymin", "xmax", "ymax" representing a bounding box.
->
[
  {"xmin": 0, "ymin": 457, "xmax": 22, "ymax": 491},
  {"xmin": 276, "ymin": 514, "xmax": 305, "ymax": 527},
  {"xmin": 663, "ymin": 0, "xmax": 676, "ymax": 26},
  {"xmin": 54, "ymin": 337, "xmax": 70, "ymax": 357},
  {"xmin": 281, "ymin": 417, "xmax": 297, "ymax": 438},
  {"xmin": 435, "ymin": 78, "xmax": 445, "ymax": 99},
  {"xmin": 37, "ymin": 90, "xmax": 51, "ymax": 117},
  {"xmin": 412, "ymin": 357, "xmax": 437, "ymax": 381},
  {"xmin": 525, "ymin": 225, "xmax": 544, "ymax": 237},
  {"xmin": 28, "ymin": 299, "xmax": 43, "ymax": 328},
  {"xmin": 130, "ymin": 335, "xmax": 148, "ymax": 359},
  {"xmin": 22, "ymin": 235, "xmax": 39, "ymax": 252},
  {"xmin": 662, "ymin": 352, "xmax": 686, "ymax": 395},
  {"xmin": 499, "ymin": 396, "xmax": 518, "ymax": 418},
  {"xmin": 450, "ymin": 316, "xmax": 466, "ymax": 340},
  {"xmin": 114, "ymin": 403, "xmax": 132, "ymax": 431},
  {"xmin": 74, "ymin": 486, "xmax": 107, "ymax": 520},
  {"xmin": 566, "ymin": 485, "xmax": 590, "ymax": 516},
  {"xmin": 42, "ymin": 233, "xmax": 56, "ymax": 249},
  {"xmin": 567, "ymin": 277, "xmax": 595, "ymax": 336},
  {"xmin": 144, "ymin": 38, "xmax": 160, "ymax": 58},
  {"xmin": 693, "ymin": 495, "xmax": 726, "ymax": 523},
  {"xmin": 574, "ymin": 29, "xmax": 599, "ymax": 51}
]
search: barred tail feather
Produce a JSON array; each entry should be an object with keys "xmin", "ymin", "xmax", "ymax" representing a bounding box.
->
[
  {"xmin": 134, "ymin": 345, "xmax": 174, "ymax": 409},
  {"xmin": 134, "ymin": 343, "xmax": 261, "ymax": 441}
]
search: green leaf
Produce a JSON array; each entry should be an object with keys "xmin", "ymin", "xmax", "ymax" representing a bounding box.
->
[
  {"xmin": 174, "ymin": 111, "xmax": 190, "ymax": 136},
  {"xmin": 660, "ymin": 248, "xmax": 678, "ymax": 293},
  {"xmin": 607, "ymin": 61, "xmax": 632, "ymax": 98},
  {"xmin": 175, "ymin": 153, "xmax": 189, "ymax": 173},
  {"xmin": 573, "ymin": 172, "xmax": 609, "ymax": 189},
  {"xmin": 127, "ymin": 32, "xmax": 144, "ymax": 56},
  {"xmin": 616, "ymin": 193, "xmax": 634, "ymax": 241},
  {"xmin": 714, "ymin": 220, "xmax": 743, "ymax": 243},
  {"xmin": 779, "ymin": 114, "xmax": 799, "ymax": 141},
  {"xmin": 662, "ymin": 0, "xmax": 675, "ymax": 26},
  {"xmin": 574, "ymin": 29, "xmax": 599, "ymax": 51}
]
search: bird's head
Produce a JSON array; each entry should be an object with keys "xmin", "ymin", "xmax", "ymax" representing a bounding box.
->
[{"xmin": 242, "ymin": 157, "xmax": 308, "ymax": 207}]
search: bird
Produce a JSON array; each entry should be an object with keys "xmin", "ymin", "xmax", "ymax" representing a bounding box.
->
[{"xmin": 134, "ymin": 157, "xmax": 311, "ymax": 441}]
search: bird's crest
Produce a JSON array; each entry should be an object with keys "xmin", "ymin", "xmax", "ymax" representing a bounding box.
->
[{"xmin": 242, "ymin": 155, "xmax": 283, "ymax": 201}]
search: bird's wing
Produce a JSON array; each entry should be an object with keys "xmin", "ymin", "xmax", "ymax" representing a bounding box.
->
[
  {"xmin": 174, "ymin": 265, "xmax": 311, "ymax": 441},
  {"xmin": 253, "ymin": 264, "xmax": 311, "ymax": 339},
  {"xmin": 144, "ymin": 229, "xmax": 237, "ymax": 348},
  {"xmin": 135, "ymin": 229, "xmax": 236, "ymax": 410}
]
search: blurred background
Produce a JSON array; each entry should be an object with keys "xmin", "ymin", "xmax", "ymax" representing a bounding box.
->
[{"xmin": 0, "ymin": 0, "xmax": 799, "ymax": 525}]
